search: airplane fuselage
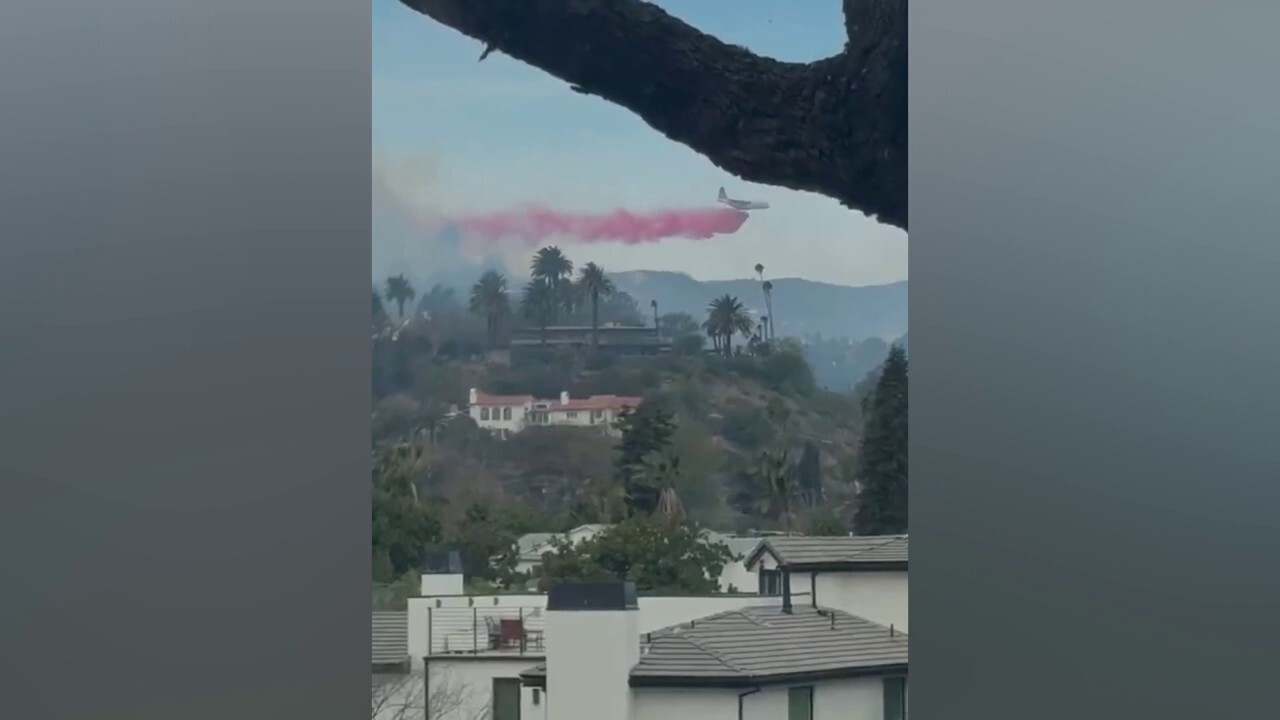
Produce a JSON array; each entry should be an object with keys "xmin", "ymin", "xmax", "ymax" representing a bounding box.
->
[{"xmin": 719, "ymin": 198, "xmax": 770, "ymax": 211}]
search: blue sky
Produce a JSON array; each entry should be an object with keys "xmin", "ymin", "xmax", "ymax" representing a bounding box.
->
[{"xmin": 372, "ymin": 0, "xmax": 907, "ymax": 286}]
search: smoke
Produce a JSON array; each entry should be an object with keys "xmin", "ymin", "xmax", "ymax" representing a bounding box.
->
[{"xmin": 448, "ymin": 206, "xmax": 750, "ymax": 246}]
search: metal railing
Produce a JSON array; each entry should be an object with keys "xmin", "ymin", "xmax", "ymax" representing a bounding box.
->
[{"xmin": 426, "ymin": 606, "xmax": 547, "ymax": 656}]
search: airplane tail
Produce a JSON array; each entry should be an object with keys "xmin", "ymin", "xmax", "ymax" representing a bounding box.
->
[{"xmin": 718, "ymin": 187, "xmax": 727, "ymax": 201}]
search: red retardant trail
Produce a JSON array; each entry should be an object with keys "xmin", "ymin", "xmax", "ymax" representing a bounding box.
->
[{"xmin": 449, "ymin": 206, "xmax": 750, "ymax": 246}]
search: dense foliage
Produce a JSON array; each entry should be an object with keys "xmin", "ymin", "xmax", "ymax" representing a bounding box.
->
[{"xmin": 535, "ymin": 520, "xmax": 737, "ymax": 594}]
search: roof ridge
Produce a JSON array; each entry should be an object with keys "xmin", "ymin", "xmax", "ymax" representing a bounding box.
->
[
  {"xmin": 673, "ymin": 616, "xmax": 751, "ymax": 677},
  {"xmin": 839, "ymin": 535, "xmax": 906, "ymax": 562}
]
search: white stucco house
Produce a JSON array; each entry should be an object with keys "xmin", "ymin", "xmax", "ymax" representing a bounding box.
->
[
  {"xmin": 468, "ymin": 388, "xmax": 642, "ymax": 439},
  {"xmin": 518, "ymin": 582, "xmax": 908, "ymax": 720},
  {"xmin": 744, "ymin": 535, "xmax": 908, "ymax": 632}
]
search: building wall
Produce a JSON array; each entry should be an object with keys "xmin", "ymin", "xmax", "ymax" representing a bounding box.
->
[
  {"xmin": 717, "ymin": 557, "xmax": 758, "ymax": 594},
  {"xmin": 813, "ymin": 571, "xmax": 909, "ymax": 632},
  {"xmin": 634, "ymin": 678, "xmax": 888, "ymax": 720},
  {"xmin": 752, "ymin": 554, "xmax": 908, "ymax": 632},
  {"xmin": 426, "ymin": 658, "xmax": 539, "ymax": 720},
  {"xmin": 470, "ymin": 402, "xmax": 531, "ymax": 434}
]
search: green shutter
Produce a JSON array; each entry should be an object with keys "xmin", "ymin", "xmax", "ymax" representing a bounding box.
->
[
  {"xmin": 883, "ymin": 677, "xmax": 906, "ymax": 720},
  {"xmin": 788, "ymin": 686, "xmax": 813, "ymax": 720},
  {"xmin": 492, "ymin": 678, "xmax": 521, "ymax": 720}
]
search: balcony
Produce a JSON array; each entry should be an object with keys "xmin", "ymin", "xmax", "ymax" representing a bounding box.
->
[{"xmin": 422, "ymin": 605, "xmax": 546, "ymax": 657}]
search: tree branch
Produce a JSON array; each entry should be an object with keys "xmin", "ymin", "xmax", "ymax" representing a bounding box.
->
[{"xmin": 398, "ymin": 0, "xmax": 907, "ymax": 230}]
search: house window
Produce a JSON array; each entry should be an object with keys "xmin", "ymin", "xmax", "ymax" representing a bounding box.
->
[
  {"xmin": 566, "ymin": 411, "xmax": 578, "ymax": 419},
  {"xmin": 883, "ymin": 677, "xmax": 907, "ymax": 720},
  {"xmin": 787, "ymin": 686, "xmax": 813, "ymax": 720},
  {"xmin": 492, "ymin": 677, "xmax": 521, "ymax": 720},
  {"xmin": 480, "ymin": 407, "xmax": 490, "ymax": 421},
  {"xmin": 503, "ymin": 406, "xmax": 512, "ymax": 420},
  {"xmin": 759, "ymin": 569, "xmax": 783, "ymax": 596}
]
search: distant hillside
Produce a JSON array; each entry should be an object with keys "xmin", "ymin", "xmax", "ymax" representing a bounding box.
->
[{"xmin": 610, "ymin": 270, "xmax": 907, "ymax": 341}]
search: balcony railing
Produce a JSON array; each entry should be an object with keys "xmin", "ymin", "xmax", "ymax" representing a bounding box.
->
[{"xmin": 425, "ymin": 606, "xmax": 546, "ymax": 656}]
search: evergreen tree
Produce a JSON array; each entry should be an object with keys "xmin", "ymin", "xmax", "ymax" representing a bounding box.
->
[
  {"xmin": 852, "ymin": 345, "xmax": 908, "ymax": 535},
  {"xmin": 796, "ymin": 440, "xmax": 823, "ymax": 507},
  {"xmin": 613, "ymin": 403, "xmax": 676, "ymax": 517}
]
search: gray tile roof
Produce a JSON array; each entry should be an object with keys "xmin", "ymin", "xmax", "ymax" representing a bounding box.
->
[
  {"xmin": 747, "ymin": 534, "xmax": 908, "ymax": 568},
  {"xmin": 372, "ymin": 611, "xmax": 409, "ymax": 665},
  {"xmin": 519, "ymin": 605, "xmax": 906, "ymax": 686}
]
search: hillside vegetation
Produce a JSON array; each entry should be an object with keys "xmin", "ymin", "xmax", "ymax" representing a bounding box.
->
[{"xmin": 371, "ymin": 248, "xmax": 908, "ymax": 590}]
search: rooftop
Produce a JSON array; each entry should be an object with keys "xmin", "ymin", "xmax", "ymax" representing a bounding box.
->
[
  {"xmin": 745, "ymin": 535, "xmax": 908, "ymax": 570},
  {"xmin": 521, "ymin": 605, "xmax": 906, "ymax": 688}
]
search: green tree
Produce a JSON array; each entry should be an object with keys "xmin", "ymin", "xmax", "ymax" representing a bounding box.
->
[
  {"xmin": 753, "ymin": 449, "xmax": 799, "ymax": 534},
  {"xmin": 703, "ymin": 294, "xmax": 754, "ymax": 356},
  {"xmin": 614, "ymin": 403, "xmax": 677, "ymax": 517},
  {"xmin": 535, "ymin": 519, "xmax": 736, "ymax": 593},
  {"xmin": 659, "ymin": 312, "xmax": 700, "ymax": 339},
  {"xmin": 372, "ymin": 443, "xmax": 441, "ymax": 580},
  {"xmin": 796, "ymin": 440, "xmax": 823, "ymax": 507},
  {"xmin": 530, "ymin": 246, "xmax": 574, "ymax": 320},
  {"xmin": 469, "ymin": 270, "xmax": 511, "ymax": 350},
  {"xmin": 384, "ymin": 274, "xmax": 417, "ymax": 318},
  {"xmin": 577, "ymin": 262, "xmax": 615, "ymax": 351},
  {"xmin": 521, "ymin": 279, "xmax": 558, "ymax": 345},
  {"xmin": 448, "ymin": 503, "xmax": 521, "ymax": 585},
  {"xmin": 852, "ymin": 345, "xmax": 908, "ymax": 535}
]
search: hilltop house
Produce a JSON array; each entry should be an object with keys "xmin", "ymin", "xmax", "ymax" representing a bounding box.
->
[
  {"xmin": 468, "ymin": 388, "xmax": 642, "ymax": 439},
  {"xmin": 745, "ymin": 535, "xmax": 909, "ymax": 632},
  {"xmin": 519, "ymin": 582, "xmax": 908, "ymax": 720}
]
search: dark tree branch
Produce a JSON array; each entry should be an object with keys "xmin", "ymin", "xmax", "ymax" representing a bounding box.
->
[{"xmin": 399, "ymin": 0, "xmax": 906, "ymax": 230}]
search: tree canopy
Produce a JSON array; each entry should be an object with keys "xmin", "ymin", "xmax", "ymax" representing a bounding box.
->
[{"xmin": 852, "ymin": 345, "xmax": 908, "ymax": 534}]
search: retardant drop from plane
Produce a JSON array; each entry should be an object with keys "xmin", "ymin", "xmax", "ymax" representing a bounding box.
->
[{"xmin": 448, "ymin": 206, "xmax": 751, "ymax": 246}]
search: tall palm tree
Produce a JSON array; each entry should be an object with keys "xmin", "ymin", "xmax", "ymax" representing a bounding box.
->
[
  {"xmin": 641, "ymin": 454, "xmax": 685, "ymax": 525},
  {"xmin": 755, "ymin": 263, "xmax": 764, "ymax": 281},
  {"xmin": 650, "ymin": 300, "xmax": 659, "ymax": 330},
  {"xmin": 577, "ymin": 262, "xmax": 614, "ymax": 351},
  {"xmin": 703, "ymin": 294, "xmax": 754, "ymax": 356},
  {"xmin": 384, "ymin": 275, "xmax": 416, "ymax": 318},
  {"xmin": 468, "ymin": 270, "xmax": 511, "ymax": 350},
  {"xmin": 521, "ymin": 279, "xmax": 557, "ymax": 345},
  {"xmin": 762, "ymin": 280, "xmax": 775, "ymax": 341},
  {"xmin": 531, "ymin": 246, "xmax": 574, "ymax": 321}
]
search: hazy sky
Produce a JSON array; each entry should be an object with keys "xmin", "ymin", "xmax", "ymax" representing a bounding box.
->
[{"xmin": 372, "ymin": 0, "xmax": 907, "ymax": 287}]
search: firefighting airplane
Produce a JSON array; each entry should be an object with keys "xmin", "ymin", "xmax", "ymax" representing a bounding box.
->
[{"xmin": 717, "ymin": 187, "xmax": 770, "ymax": 211}]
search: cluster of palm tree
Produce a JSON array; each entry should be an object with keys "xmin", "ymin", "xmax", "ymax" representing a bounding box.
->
[
  {"xmin": 466, "ymin": 246, "xmax": 629, "ymax": 351},
  {"xmin": 700, "ymin": 263, "xmax": 780, "ymax": 357}
]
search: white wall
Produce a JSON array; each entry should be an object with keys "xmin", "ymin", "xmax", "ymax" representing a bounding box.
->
[
  {"xmin": 717, "ymin": 559, "xmax": 758, "ymax": 594},
  {"xmin": 634, "ymin": 678, "xmax": 890, "ymax": 720},
  {"xmin": 813, "ymin": 571, "xmax": 908, "ymax": 632},
  {"xmin": 470, "ymin": 402, "xmax": 531, "ymax": 435},
  {"xmin": 426, "ymin": 658, "xmax": 538, "ymax": 720},
  {"xmin": 421, "ymin": 573, "xmax": 465, "ymax": 597},
  {"xmin": 546, "ymin": 603, "xmax": 638, "ymax": 720}
]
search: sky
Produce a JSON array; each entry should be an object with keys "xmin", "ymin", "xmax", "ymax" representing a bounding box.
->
[{"xmin": 372, "ymin": 0, "xmax": 907, "ymax": 287}]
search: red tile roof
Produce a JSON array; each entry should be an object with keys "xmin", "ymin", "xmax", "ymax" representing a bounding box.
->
[{"xmin": 472, "ymin": 392, "xmax": 535, "ymax": 406}]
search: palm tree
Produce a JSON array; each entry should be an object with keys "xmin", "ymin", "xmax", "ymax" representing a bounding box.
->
[
  {"xmin": 384, "ymin": 275, "xmax": 416, "ymax": 318},
  {"xmin": 641, "ymin": 454, "xmax": 685, "ymax": 525},
  {"xmin": 521, "ymin": 279, "xmax": 557, "ymax": 345},
  {"xmin": 755, "ymin": 263, "xmax": 764, "ymax": 281},
  {"xmin": 703, "ymin": 294, "xmax": 754, "ymax": 356},
  {"xmin": 577, "ymin": 262, "xmax": 615, "ymax": 351},
  {"xmin": 468, "ymin": 270, "xmax": 511, "ymax": 351},
  {"xmin": 531, "ymin": 246, "xmax": 574, "ymax": 321},
  {"xmin": 762, "ymin": 280, "xmax": 775, "ymax": 341},
  {"xmin": 650, "ymin": 300, "xmax": 659, "ymax": 331},
  {"xmin": 753, "ymin": 449, "xmax": 797, "ymax": 534}
]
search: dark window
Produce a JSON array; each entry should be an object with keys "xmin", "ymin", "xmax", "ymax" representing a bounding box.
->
[
  {"xmin": 480, "ymin": 407, "xmax": 490, "ymax": 421},
  {"xmin": 787, "ymin": 686, "xmax": 813, "ymax": 720},
  {"xmin": 493, "ymin": 677, "xmax": 521, "ymax": 720},
  {"xmin": 759, "ymin": 569, "xmax": 783, "ymax": 596},
  {"xmin": 503, "ymin": 406, "xmax": 512, "ymax": 420},
  {"xmin": 883, "ymin": 677, "xmax": 907, "ymax": 720}
]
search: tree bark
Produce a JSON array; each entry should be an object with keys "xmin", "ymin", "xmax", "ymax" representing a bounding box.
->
[{"xmin": 398, "ymin": 0, "xmax": 907, "ymax": 230}]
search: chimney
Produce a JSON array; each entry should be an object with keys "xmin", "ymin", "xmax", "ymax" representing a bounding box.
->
[
  {"xmin": 468, "ymin": 388, "xmax": 478, "ymax": 405},
  {"xmin": 546, "ymin": 582, "xmax": 639, "ymax": 720},
  {"xmin": 418, "ymin": 549, "xmax": 465, "ymax": 596},
  {"xmin": 781, "ymin": 570, "xmax": 793, "ymax": 614},
  {"xmin": 559, "ymin": 390, "xmax": 570, "ymax": 405}
]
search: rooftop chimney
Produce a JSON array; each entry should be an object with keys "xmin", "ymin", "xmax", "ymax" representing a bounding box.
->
[
  {"xmin": 781, "ymin": 570, "xmax": 793, "ymax": 614},
  {"xmin": 559, "ymin": 390, "xmax": 570, "ymax": 405},
  {"xmin": 468, "ymin": 388, "xmax": 478, "ymax": 405},
  {"xmin": 546, "ymin": 582, "xmax": 639, "ymax": 720},
  {"xmin": 418, "ymin": 549, "xmax": 464, "ymax": 596}
]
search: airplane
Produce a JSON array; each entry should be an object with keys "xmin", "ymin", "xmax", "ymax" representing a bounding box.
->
[{"xmin": 717, "ymin": 187, "xmax": 770, "ymax": 211}]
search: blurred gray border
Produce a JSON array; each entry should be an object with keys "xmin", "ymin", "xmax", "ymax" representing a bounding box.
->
[
  {"xmin": 4, "ymin": 0, "xmax": 1280, "ymax": 718},
  {"xmin": 0, "ymin": 1, "xmax": 370, "ymax": 718}
]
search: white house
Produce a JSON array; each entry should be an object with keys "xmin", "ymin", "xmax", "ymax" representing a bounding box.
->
[
  {"xmin": 468, "ymin": 388, "xmax": 642, "ymax": 438},
  {"xmin": 513, "ymin": 525, "xmax": 608, "ymax": 576},
  {"xmin": 519, "ymin": 582, "xmax": 908, "ymax": 720},
  {"xmin": 744, "ymin": 535, "xmax": 908, "ymax": 632},
  {"xmin": 704, "ymin": 532, "xmax": 766, "ymax": 594}
]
